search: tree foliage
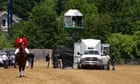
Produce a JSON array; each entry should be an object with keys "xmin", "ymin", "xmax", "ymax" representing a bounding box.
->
[
  {"xmin": 12, "ymin": 0, "xmax": 45, "ymax": 20},
  {"xmin": 94, "ymin": 0, "xmax": 140, "ymax": 34},
  {"xmin": 0, "ymin": 33, "xmax": 12, "ymax": 49},
  {"xmin": 0, "ymin": 0, "xmax": 7, "ymax": 11},
  {"xmin": 108, "ymin": 33, "xmax": 140, "ymax": 61}
]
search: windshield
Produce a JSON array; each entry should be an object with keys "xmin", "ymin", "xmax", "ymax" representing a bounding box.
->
[
  {"xmin": 5, "ymin": 50, "xmax": 15, "ymax": 56},
  {"xmin": 9, "ymin": 51, "xmax": 15, "ymax": 55},
  {"xmin": 84, "ymin": 50, "xmax": 99, "ymax": 55}
]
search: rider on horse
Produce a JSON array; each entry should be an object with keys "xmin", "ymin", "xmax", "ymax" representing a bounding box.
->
[
  {"xmin": 15, "ymin": 34, "xmax": 29, "ymax": 77},
  {"xmin": 15, "ymin": 34, "xmax": 30, "ymax": 55}
]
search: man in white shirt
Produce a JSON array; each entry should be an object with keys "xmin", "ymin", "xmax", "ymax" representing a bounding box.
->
[{"xmin": 102, "ymin": 53, "xmax": 110, "ymax": 70}]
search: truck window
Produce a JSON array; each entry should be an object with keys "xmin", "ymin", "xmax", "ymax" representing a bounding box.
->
[{"xmin": 84, "ymin": 50, "xmax": 99, "ymax": 55}]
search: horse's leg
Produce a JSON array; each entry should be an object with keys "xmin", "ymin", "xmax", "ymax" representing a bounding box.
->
[
  {"xmin": 14, "ymin": 63, "xmax": 17, "ymax": 68},
  {"xmin": 18, "ymin": 64, "xmax": 25, "ymax": 77},
  {"xmin": 21, "ymin": 64, "xmax": 26, "ymax": 77},
  {"xmin": 19, "ymin": 65, "xmax": 22, "ymax": 77}
]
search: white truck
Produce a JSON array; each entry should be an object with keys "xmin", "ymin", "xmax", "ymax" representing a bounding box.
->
[{"xmin": 73, "ymin": 39, "xmax": 110, "ymax": 69}]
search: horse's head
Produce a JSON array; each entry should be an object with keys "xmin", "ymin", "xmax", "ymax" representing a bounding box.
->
[
  {"xmin": 20, "ymin": 42, "xmax": 24, "ymax": 48},
  {"xmin": 19, "ymin": 42, "xmax": 25, "ymax": 55}
]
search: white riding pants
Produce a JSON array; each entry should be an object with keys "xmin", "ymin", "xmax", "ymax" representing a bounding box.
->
[{"xmin": 15, "ymin": 48, "xmax": 30, "ymax": 54}]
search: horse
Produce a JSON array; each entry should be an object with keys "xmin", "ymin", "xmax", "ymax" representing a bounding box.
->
[{"xmin": 15, "ymin": 43, "xmax": 28, "ymax": 77}]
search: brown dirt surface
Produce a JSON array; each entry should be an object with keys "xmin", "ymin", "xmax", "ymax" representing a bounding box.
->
[{"xmin": 0, "ymin": 61, "xmax": 140, "ymax": 84}]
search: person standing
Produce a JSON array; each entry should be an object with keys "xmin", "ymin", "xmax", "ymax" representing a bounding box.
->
[
  {"xmin": 2, "ymin": 53, "xmax": 9, "ymax": 69},
  {"xmin": 111, "ymin": 53, "xmax": 116, "ymax": 71},
  {"xmin": 28, "ymin": 53, "xmax": 35, "ymax": 69},
  {"xmin": 45, "ymin": 53, "xmax": 50, "ymax": 68},
  {"xmin": 102, "ymin": 52, "xmax": 110, "ymax": 70},
  {"xmin": 106, "ymin": 54, "xmax": 111, "ymax": 70},
  {"xmin": 57, "ymin": 52, "xmax": 63, "ymax": 69}
]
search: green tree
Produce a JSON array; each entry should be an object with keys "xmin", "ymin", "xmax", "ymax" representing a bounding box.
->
[
  {"xmin": 12, "ymin": 0, "xmax": 45, "ymax": 20},
  {"xmin": 135, "ymin": 31, "xmax": 140, "ymax": 58},
  {"xmin": 56, "ymin": 0, "xmax": 69, "ymax": 15},
  {"xmin": 94, "ymin": 0, "xmax": 140, "ymax": 33},
  {"xmin": 23, "ymin": 0, "xmax": 65, "ymax": 48},
  {"xmin": 108, "ymin": 33, "xmax": 139, "ymax": 63},
  {"xmin": 0, "ymin": 32, "xmax": 12, "ymax": 49},
  {"xmin": 0, "ymin": 0, "xmax": 7, "ymax": 11}
]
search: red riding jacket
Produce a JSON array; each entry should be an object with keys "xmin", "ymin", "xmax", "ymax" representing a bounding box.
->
[{"xmin": 15, "ymin": 37, "xmax": 28, "ymax": 48}]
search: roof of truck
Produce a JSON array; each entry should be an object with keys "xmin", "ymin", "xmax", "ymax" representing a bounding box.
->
[{"xmin": 81, "ymin": 39, "xmax": 101, "ymax": 47}]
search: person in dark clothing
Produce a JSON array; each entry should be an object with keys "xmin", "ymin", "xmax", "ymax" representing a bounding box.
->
[
  {"xmin": 57, "ymin": 52, "xmax": 63, "ymax": 68},
  {"xmin": 111, "ymin": 53, "xmax": 116, "ymax": 71},
  {"xmin": 45, "ymin": 53, "xmax": 50, "ymax": 68},
  {"xmin": 28, "ymin": 53, "xmax": 35, "ymax": 69}
]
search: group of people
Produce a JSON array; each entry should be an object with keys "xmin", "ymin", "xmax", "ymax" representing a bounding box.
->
[
  {"xmin": 2, "ymin": 52, "xmax": 16, "ymax": 69},
  {"xmin": 2, "ymin": 51, "xmax": 35, "ymax": 69},
  {"xmin": 45, "ymin": 51, "xmax": 63, "ymax": 68}
]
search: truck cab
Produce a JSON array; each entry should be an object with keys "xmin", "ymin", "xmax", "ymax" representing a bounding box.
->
[
  {"xmin": 73, "ymin": 39, "xmax": 105, "ymax": 69},
  {"xmin": 78, "ymin": 49, "xmax": 103, "ymax": 68}
]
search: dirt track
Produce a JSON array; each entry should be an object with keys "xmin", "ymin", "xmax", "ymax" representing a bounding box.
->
[{"xmin": 0, "ymin": 61, "xmax": 140, "ymax": 84}]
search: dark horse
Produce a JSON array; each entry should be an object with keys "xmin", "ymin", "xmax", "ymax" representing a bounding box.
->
[{"xmin": 15, "ymin": 43, "xmax": 28, "ymax": 77}]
